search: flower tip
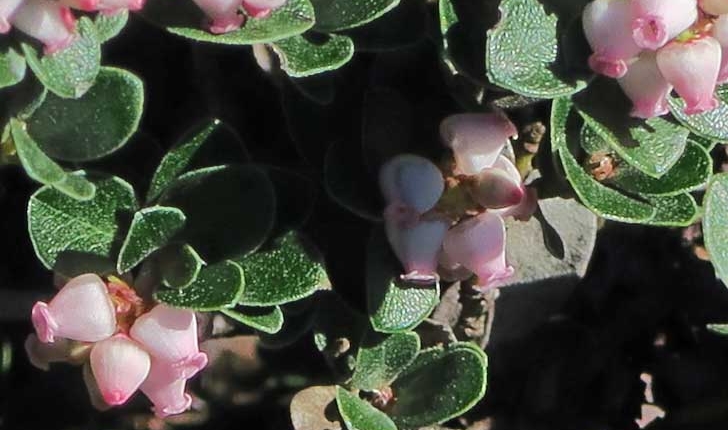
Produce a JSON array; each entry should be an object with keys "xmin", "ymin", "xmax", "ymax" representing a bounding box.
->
[
  {"xmin": 43, "ymin": 35, "xmax": 76, "ymax": 55},
  {"xmin": 177, "ymin": 351, "xmax": 209, "ymax": 379},
  {"xmin": 588, "ymin": 54, "xmax": 628, "ymax": 78},
  {"xmin": 684, "ymin": 97, "xmax": 720, "ymax": 115},
  {"xmin": 154, "ymin": 393, "xmax": 193, "ymax": 418},
  {"xmin": 31, "ymin": 302, "xmax": 58, "ymax": 344},
  {"xmin": 400, "ymin": 271, "xmax": 439, "ymax": 285},
  {"xmin": 102, "ymin": 389, "xmax": 129, "ymax": 406},
  {"xmin": 632, "ymin": 16, "xmax": 668, "ymax": 50},
  {"xmin": 630, "ymin": 101, "xmax": 670, "ymax": 119},
  {"xmin": 209, "ymin": 15, "xmax": 245, "ymax": 34},
  {"xmin": 474, "ymin": 265, "xmax": 515, "ymax": 290},
  {"xmin": 129, "ymin": 0, "xmax": 146, "ymax": 11}
]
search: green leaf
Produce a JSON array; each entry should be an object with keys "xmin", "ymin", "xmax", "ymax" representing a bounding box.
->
[
  {"xmin": 159, "ymin": 243, "xmax": 205, "ymax": 289},
  {"xmin": 27, "ymin": 175, "xmax": 138, "ymax": 270},
  {"xmin": 486, "ymin": 0, "xmax": 587, "ymax": 98},
  {"xmin": 221, "ymin": 306, "xmax": 284, "ymax": 334},
  {"xmin": 581, "ymin": 126, "xmax": 712, "ymax": 196},
  {"xmin": 642, "ymin": 193, "xmax": 699, "ymax": 227},
  {"xmin": 116, "ymin": 206, "xmax": 186, "ymax": 273},
  {"xmin": 551, "ymin": 98, "xmax": 655, "ymax": 223},
  {"xmin": 236, "ymin": 232, "xmax": 328, "ymax": 306},
  {"xmin": 271, "ymin": 34, "xmax": 354, "ymax": 77},
  {"xmin": 707, "ymin": 323, "xmax": 728, "ymax": 335},
  {"xmin": 155, "ymin": 260, "xmax": 245, "ymax": 310},
  {"xmin": 351, "ymin": 331, "xmax": 420, "ymax": 391},
  {"xmin": 27, "ymin": 67, "xmax": 144, "ymax": 162},
  {"xmin": 389, "ymin": 343, "xmax": 488, "ymax": 428},
  {"xmin": 21, "ymin": 17, "xmax": 101, "ymax": 99},
  {"xmin": 703, "ymin": 173, "xmax": 728, "ymax": 287},
  {"xmin": 0, "ymin": 46, "xmax": 26, "ymax": 89},
  {"xmin": 160, "ymin": 165, "xmax": 276, "ymax": 263},
  {"xmin": 367, "ymin": 228, "xmax": 439, "ymax": 333},
  {"xmin": 335, "ymin": 387, "xmax": 397, "ymax": 430},
  {"xmin": 147, "ymin": 119, "xmax": 249, "ymax": 203},
  {"xmin": 144, "ymin": 0, "xmax": 314, "ymax": 45},
  {"xmin": 311, "ymin": 0, "xmax": 400, "ymax": 32},
  {"xmin": 576, "ymin": 107, "xmax": 689, "ymax": 179},
  {"xmin": 95, "ymin": 10, "xmax": 129, "ymax": 42},
  {"xmin": 668, "ymin": 85, "xmax": 728, "ymax": 141},
  {"xmin": 9, "ymin": 119, "xmax": 95, "ymax": 200}
]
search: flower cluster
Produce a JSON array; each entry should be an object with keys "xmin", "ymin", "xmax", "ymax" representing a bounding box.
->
[
  {"xmin": 583, "ymin": 0, "xmax": 728, "ymax": 118},
  {"xmin": 379, "ymin": 113, "xmax": 537, "ymax": 290},
  {"xmin": 191, "ymin": 0, "xmax": 286, "ymax": 34},
  {"xmin": 26, "ymin": 274, "xmax": 208, "ymax": 418},
  {"xmin": 0, "ymin": 0, "xmax": 144, "ymax": 54}
]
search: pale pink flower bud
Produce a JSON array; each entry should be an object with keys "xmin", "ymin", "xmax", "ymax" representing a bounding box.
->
[
  {"xmin": 0, "ymin": 0, "xmax": 25, "ymax": 33},
  {"xmin": 657, "ymin": 34, "xmax": 721, "ymax": 114},
  {"xmin": 90, "ymin": 334, "xmax": 151, "ymax": 406},
  {"xmin": 442, "ymin": 212, "xmax": 514, "ymax": 289},
  {"xmin": 632, "ymin": 0, "xmax": 698, "ymax": 50},
  {"xmin": 10, "ymin": 0, "xmax": 77, "ymax": 55},
  {"xmin": 140, "ymin": 359, "xmax": 193, "ymax": 418},
  {"xmin": 379, "ymin": 154, "xmax": 444, "ymax": 214},
  {"xmin": 59, "ymin": 0, "xmax": 99, "ymax": 12},
  {"xmin": 711, "ymin": 14, "xmax": 728, "ymax": 83},
  {"xmin": 466, "ymin": 155, "xmax": 524, "ymax": 209},
  {"xmin": 617, "ymin": 51, "xmax": 673, "ymax": 118},
  {"xmin": 384, "ymin": 208, "xmax": 450, "ymax": 284},
  {"xmin": 700, "ymin": 0, "xmax": 728, "ymax": 15},
  {"xmin": 191, "ymin": 0, "xmax": 245, "ymax": 34},
  {"xmin": 582, "ymin": 0, "xmax": 642, "ymax": 78},
  {"xmin": 242, "ymin": 0, "xmax": 286, "ymax": 18},
  {"xmin": 440, "ymin": 112, "xmax": 518, "ymax": 176},
  {"xmin": 130, "ymin": 305, "xmax": 208, "ymax": 379},
  {"xmin": 31, "ymin": 274, "xmax": 116, "ymax": 344}
]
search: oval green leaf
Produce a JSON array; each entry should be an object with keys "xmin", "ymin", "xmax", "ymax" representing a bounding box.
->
[
  {"xmin": 703, "ymin": 173, "xmax": 728, "ymax": 287},
  {"xmin": 21, "ymin": 17, "xmax": 101, "ymax": 99},
  {"xmin": 486, "ymin": 0, "xmax": 587, "ymax": 98},
  {"xmin": 311, "ymin": 0, "xmax": 400, "ymax": 32},
  {"xmin": 351, "ymin": 331, "xmax": 420, "ymax": 391},
  {"xmin": 155, "ymin": 260, "xmax": 245, "ymax": 310},
  {"xmin": 389, "ymin": 343, "xmax": 488, "ymax": 428},
  {"xmin": 271, "ymin": 34, "xmax": 354, "ymax": 78},
  {"xmin": 221, "ymin": 306, "xmax": 284, "ymax": 334},
  {"xmin": 235, "ymin": 232, "xmax": 329, "ymax": 306},
  {"xmin": 0, "ymin": 45, "xmax": 25, "ymax": 89},
  {"xmin": 117, "ymin": 206, "xmax": 187, "ymax": 273},
  {"xmin": 28, "ymin": 175, "xmax": 138, "ymax": 270},
  {"xmin": 335, "ymin": 387, "xmax": 397, "ymax": 430},
  {"xmin": 27, "ymin": 67, "xmax": 144, "ymax": 162},
  {"xmin": 95, "ymin": 10, "xmax": 129, "ymax": 42}
]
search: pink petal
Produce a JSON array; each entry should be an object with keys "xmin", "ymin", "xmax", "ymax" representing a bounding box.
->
[
  {"xmin": 617, "ymin": 51, "xmax": 673, "ymax": 118},
  {"xmin": 440, "ymin": 112, "xmax": 518, "ymax": 175},
  {"xmin": 700, "ymin": 0, "xmax": 728, "ymax": 15},
  {"xmin": 379, "ymin": 154, "xmax": 444, "ymax": 214},
  {"xmin": 10, "ymin": 0, "xmax": 77, "ymax": 55},
  {"xmin": 657, "ymin": 35, "xmax": 721, "ymax": 114},
  {"xmin": 582, "ymin": 0, "xmax": 642, "ymax": 77},
  {"xmin": 442, "ymin": 212, "xmax": 514, "ymax": 289},
  {"xmin": 384, "ymin": 209, "xmax": 450, "ymax": 284},
  {"xmin": 242, "ymin": 0, "xmax": 286, "ymax": 18},
  {"xmin": 191, "ymin": 0, "xmax": 245, "ymax": 33},
  {"xmin": 0, "ymin": 0, "xmax": 25, "ymax": 33},
  {"xmin": 90, "ymin": 334, "xmax": 151, "ymax": 406},
  {"xmin": 467, "ymin": 155, "xmax": 524, "ymax": 209},
  {"xmin": 31, "ymin": 274, "xmax": 116, "ymax": 343},
  {"xmin": 130, "ymin": 305, "xmax": 208, "ymax": 379},
  {"xmin": 140, "ymin": 359, "xmax": 193, "ymax": 418},
  {"xmin": 631, "ymin": 0, "xmax": 698, "ymax": 50},
  {"xmin": 711, "ymin": 14, "xmax": 728, "ymax": 84},
  {"xmin": 59, "ymin": 0, "xmax": 98, "ymax": 12}
]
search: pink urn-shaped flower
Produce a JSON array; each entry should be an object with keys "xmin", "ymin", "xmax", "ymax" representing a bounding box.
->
[
  {"xmin": 657, "ymin": 34, "xmax": 722, "ymax": 114},
  {"xmin": 10, "ymin": 0, "xmax": 77, "ymax": 54},
  {"xmin": 140, "ymin": 358, "xmax": 194, "ymax": 418},
  {"xmin": 90, "ymin": 334, "xmax": 151, "ymax": 406},
  {"xmin": 440, "ymin": 112, "xmax": 518, "ymax": 176},
  {"xmin": 442, "ymin": 212, "xmax": 514, "ymax": 290},
  {"xmin": 617, "ymin": 51, "xmax": 674, "ymax": 118},
  {"xmin": 582, "ymin": 0, "xmax": 643, "ymax": 78},
  {"xmin": 631, "ymin": 0, "xmax": 698, "ymax": 50},
  {"xmin": 465, "ymin": 155, "xmax": 524, "ymax": 210},
  {"xmin": 130, "ymin": 305, "xmax": 209, "ymax": 380},
  {"xmin": 31, "ymin": 274, "xmax": 117, "ymax": 344}
]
